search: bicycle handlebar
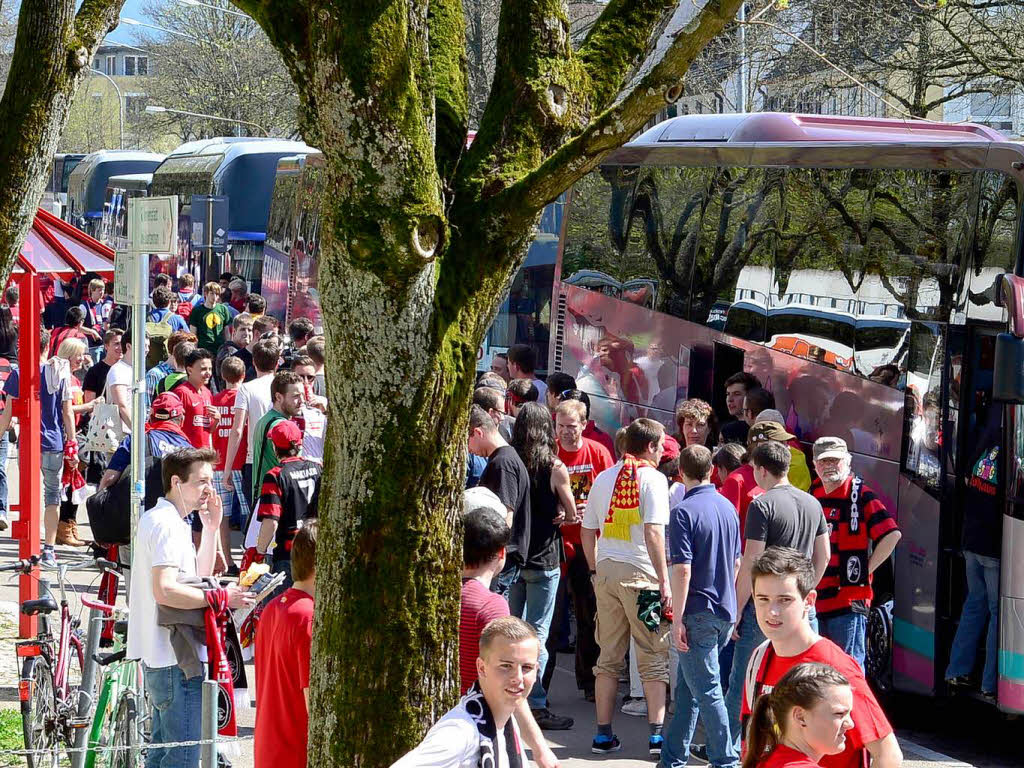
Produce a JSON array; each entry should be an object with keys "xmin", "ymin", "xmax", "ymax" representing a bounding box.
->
[
  {"xmin": 0, "ymin": 555, "xmax": 39, "ymax": 573},
  {"xmin": 94, "ymin": 649, "xmax": 127, "ymax": 667},
  {"xmin": 80, "ymin": 595, "xmax": 118, "ymax": 616}
]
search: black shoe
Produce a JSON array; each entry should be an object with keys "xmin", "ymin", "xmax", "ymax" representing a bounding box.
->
[
  {"xmin": 690, "ymin": 743, "xmax": 709, "ymax": 761},
  {"xmin": 946, "ymin": 676, "xmax": 971, "ymax": 688},
  {"xmin": 583, "ymin": 688, "xmax": 595, "ymax": 702},
  {"xmin": 981, "ymin": 690, "xmax": 997, "ymax": 704},
  {"xmin": 225, "ymin": 564, "xmax": 241, "ymax": 578},
  {"xmin": 591, "ymin": 734, "xmax": 621, "ymax": 754},
  {"xmin": 531, "ymin": 707, "xmax": 574, "ymax": 730}
]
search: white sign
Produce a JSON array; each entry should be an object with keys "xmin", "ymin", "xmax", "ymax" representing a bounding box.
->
[
  {"xmin": 114, "ymin": 250, "xmax": 143, "ymax": 304},
  {"xmin": 128, "ymin": 195, "xmax": 178, "ymax": 254}
]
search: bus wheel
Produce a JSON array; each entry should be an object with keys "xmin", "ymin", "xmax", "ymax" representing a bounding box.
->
[{"xmin": 867, "ymin": 599, "xmax": 893, "ymax": 692}]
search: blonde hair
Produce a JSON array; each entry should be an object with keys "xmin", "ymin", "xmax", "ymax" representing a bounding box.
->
[
  {"xmin": 57, "ymin": 337, "xmax": 88, "ymax": 362},
  {"xmin": 88, "ymin": 279, "xmax": 105, "ymax": 293},
  {"xmin": 203, "ymin": 281, "xmax": 222, "ymax": 296},
  {"xmin": 555, "ymin": 399, "xmax": 587, "ymax": 423},
  {"xmin": 479, "ymin": 616, "xmax": 539, "ymax": 658}
]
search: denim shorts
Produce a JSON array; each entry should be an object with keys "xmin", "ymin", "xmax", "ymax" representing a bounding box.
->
[{"xmin": 41, "ymin": 451, "xmax": 64, "ymax": 507}]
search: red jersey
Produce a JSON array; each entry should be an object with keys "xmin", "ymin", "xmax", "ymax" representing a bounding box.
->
[
  {"xmin": 721, "ymin": 463, "xmax": 763, "ymax": 543},
  {"xmin": 254, "ymin": 588, "xmax": 313, "ymax": 768},
  {"xmin": 210, "ymin": 388, "xmax": 244, "ymax": 471},
  {"xmin": 460, "ymin": 578, "xmax": 510, "ymax": 694},
  {"xmin": 557, "ymin": 437, "xmax": 614, "ymax": 551},
  {"xmin": 810, "ymin": 475, "xmax": 899, "ymax": 617},
  {"xmin": 757, "ymin": 745, "xmax": 822, "ymax": 768},
  {"xmin": 742, "ymin": 638, "xmax": 892, "ymax": 768},
  {"xmin": 583, "ymin": 421, "xmax": 616, "ymax": 458},
  {"xmin": 172, "ymin": 380, "xmax": 213, "ymax": 449}
]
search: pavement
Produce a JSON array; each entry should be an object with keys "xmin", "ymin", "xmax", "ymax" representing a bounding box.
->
[{"xmin": 0, "ymin": 454, "xmax": 1014, "ymax": 767}]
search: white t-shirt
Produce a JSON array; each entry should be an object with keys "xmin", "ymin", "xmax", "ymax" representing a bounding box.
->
[
  {"xmin": 234, "ymin": 374, "xmax": 274, "ymax": 463},
  {"xmin": 390, "ymin": 700, "xmax": 520, "ymax": 768},
  {"xmin": 104, "ymin": 359, "xmax": 133, "ymax": 433},
  {"xmin": 126, "ymin": 498, "xmax": 198, "ymax": 668},
  {"xmin": 301, "ymin": 405, "xmax": 326, "ymax": 463},
  {"xmin": 582, "ymin": 460, "xmax": 669, "ymax": 579}
]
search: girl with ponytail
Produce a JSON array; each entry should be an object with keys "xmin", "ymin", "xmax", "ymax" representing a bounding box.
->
[{"xmin": 742, "ymin": 663, "xmax": 854, "ymax": 768}]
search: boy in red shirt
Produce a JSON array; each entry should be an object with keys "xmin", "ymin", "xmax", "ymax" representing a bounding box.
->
[
  {"xmin": 255, "ymin": 520, "xmax": 316, "ymax": 768},
  {"xmin": 740, "ymin": 547, "xmax": 902, "ymax": 768},
  {"xmin": 553, "ymin": 398, "xmax": 614, "ymax": 701},
  {"xmin": 213, "ymin": 355, "xmax": 249, "ymax": 575},
  {"xmin": 173, "ymin": 347, "xmax": 217, "ymax": 449}
]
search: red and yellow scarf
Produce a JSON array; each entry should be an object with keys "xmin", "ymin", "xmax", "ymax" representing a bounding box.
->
[{"xmin": 603, "ymin": 453, "xmax": 654, "ymax": 541}]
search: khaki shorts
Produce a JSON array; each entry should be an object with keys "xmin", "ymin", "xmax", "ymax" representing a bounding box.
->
[{"xmin": 592, "ymin": 558, "xmax": 670, "ymax": 684}]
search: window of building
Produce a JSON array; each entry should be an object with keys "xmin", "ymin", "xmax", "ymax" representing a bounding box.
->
[
  {"xmin": 124, "ymin": 56, "xmax": 149, "ymax": 76},
  {"xmin": 105, "ymin": 56, "xmax": 116, "ymax": 76},
  {"xmin": 125, "ymin": 93, "xmax": 147, "ymax": 116}
]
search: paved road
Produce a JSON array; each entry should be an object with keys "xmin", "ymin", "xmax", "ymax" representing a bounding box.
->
[{"xmin": 0, "ymin": 511, "xmax": 1019, "ymax": 768}]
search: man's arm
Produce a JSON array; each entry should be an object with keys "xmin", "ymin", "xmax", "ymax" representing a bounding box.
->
[
  {"xmin": 514, "ymin": 701, "xmax": 559, "ymax": 768},
  {"xmin": 868, "ymin": 530, "xmax": 901, "ymax": 575},
  {"xmin": 221, "ymin": 407, "xmax": 247, "ymax": 491},
  {"xmin": 865, "ymin": 732, "xmax": 903, "ymax": 768},
  {"xmin": 735, "ymin": 538, "xmax": 767, "ymax": 618},
  {"xmin": 671, "ymin": 562, "xmax": 692, "ymax": 651},
  {"xmin": 581, "ymin": 527, "xmax": 598, "ymax": 572},
  {"xmin": 256, "ymin": 518, "xmax": 279, "ymax": 554},
  {"xmin": 98, "ymin": 469, "xmax": 122, "ymax": 492},
  {"xmin": 195, "ymin": 491, "xmax": 224, "ymax": 577},
  {"xmin": 643, "ymin": 523, "xmax": 671, "ymax": 604},
  {"xmin": 0, "ymin": 398, "xmax": 12, "ymax": 435},
  {"xmin": 62, "ymin": 398, "xmax": 75, "ymax": 444},
  {"xmin": 153, "ymin": 565, "xmax": 210, "ymax": 609},
  {"xmin": 110, "ymin": 384, "xmax": 131, "ymax": 430},
  {"xmin": 811, "ymin": 532, "xmax": 831, "ymax": 585}
]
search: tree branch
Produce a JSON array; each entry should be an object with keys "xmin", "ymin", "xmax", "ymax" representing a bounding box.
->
[{"xmin": 428, "ymin": 0, "xmax": 470, "ymax": 187}]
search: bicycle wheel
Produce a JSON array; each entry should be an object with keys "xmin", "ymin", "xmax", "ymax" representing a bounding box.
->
[
  {"xmin": 108, "ymin": 692, "xmax": 141, "ymax": 768},
  {"xmin": 21, "ymin": 656, "xmax": 59, "ymax": 768}
]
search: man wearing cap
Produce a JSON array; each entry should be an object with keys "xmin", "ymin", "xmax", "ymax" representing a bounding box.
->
[
  {"xmin": 723, "ymin": 424, "xmax": 830, "ymax": 752},
  {"xmin": 810, "ymin": 436, "xmax": 901, "ymax": 670},
  {"xmin": 246, "ymin": 420, "xmax": 322, "ymax": 589},
  {"xmin": 752, "ymin": 409, "xmax": 811, "ymax": 490}
]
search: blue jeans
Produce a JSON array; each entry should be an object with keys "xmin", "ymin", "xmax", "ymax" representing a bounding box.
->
[
  {"xmin": 945, "ymin": 551, "xmax": 1000, "ymax": 693},
  {"xmin": 661, "ymin": 612, "xmax": 738, "ymax": 768},
  {"xmin": 0, "ymin": 435, "xmax": 8, "ymax": 516},
  {"xmin": 821, "ymin": 611, "xmax": 867, "ymax": 672},
  {"xmin": 144, "ymin": 664, "xmax": 203, "ymax": 768},
  {"xmin": 491, "ymin": 562, "xmax": 521, "ymax": 600},
  {"xmin": 509, "ymin": 567, "xmax": 560, "ymax": 709},
  {"xmin": 725, "ymin": 602, "xmax": 818, "ymax": 751}
]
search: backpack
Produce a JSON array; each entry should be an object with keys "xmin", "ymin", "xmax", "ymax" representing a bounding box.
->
[
  {"xmin": 145, "ymin": 310, "xmax": 174, "ymax": 370},
  {"xmin": 154, "ymin": 371, "xmax": 186, "ymax": 396},
  {"xmin": 176, "ymin": 292, "xmax": 196, "ymax": 320},
  {"xmin": 108, "ymin": 303, "xmax": 129, "ymax": 332}
]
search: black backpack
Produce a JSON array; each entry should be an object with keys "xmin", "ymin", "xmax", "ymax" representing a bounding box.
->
[{"xmin": 85, "ymin": 452, "xmax": 165, "ymax": 544}]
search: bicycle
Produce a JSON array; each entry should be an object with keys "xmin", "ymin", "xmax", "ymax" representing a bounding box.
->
[{"xmin": 4, "ymin": 555, "xmax": 117, "ymax": 768}]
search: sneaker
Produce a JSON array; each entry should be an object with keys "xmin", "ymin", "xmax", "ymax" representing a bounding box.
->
[
  {"xmin": 40, "ymin": 549, "xmax": 57, "ymax": 569},
  {"xmin": 946, "ymin": 676, "xmax": 971, "ymax": 688},
  {"xmin": 649, "ymin": 734, "xmax": 664, "ymax": 757},
  {"xmin": 531, "ymin": 707, "xmax": 573, "ymax": 730},
  {"xmin": 621, "ymin": 697, "xmax": 647, "ymax": 716},
  {"xmin": 690, "ymin": 743, "xmax": 709, "ymax": 761},
  {"xmin": 591, "ymin": 734, "xmax": 621, "ymax": 754}
]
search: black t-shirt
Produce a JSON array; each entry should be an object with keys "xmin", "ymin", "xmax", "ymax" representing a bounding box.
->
[
  {"xmin": 82, "ymin": 360, "xmax": 112, "ymax": 399},
  {"xmin": 480, "ymin": 445, "xmax": 531, "ymax": 566},
  {"xmin": 213, "ymin": 342, "xmax": 254, "ymax": 391},
  {"xmin": 525, "ymin": 463, "xmax": 561, "ymax": 571},
  {"xmin": 257, "ymin": 457, "xmax": 322, "ymax": 562}
]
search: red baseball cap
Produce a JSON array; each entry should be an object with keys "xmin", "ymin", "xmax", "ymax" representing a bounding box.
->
[
  {"xmin": 149, "ymin": 392, "xmax": 184, "ymax": 421},
  {"xmin": 268, "ymin": 419, "xmax": 303, "ymax": 450},
  {"xmin": 661, "ymin": 434, "xmax": 681, "ymax": 462}
]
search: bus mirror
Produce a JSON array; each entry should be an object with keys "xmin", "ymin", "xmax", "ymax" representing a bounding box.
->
[{"xmin": 993, "ymin": 332, "xmax": 1024, "ymax": 403}]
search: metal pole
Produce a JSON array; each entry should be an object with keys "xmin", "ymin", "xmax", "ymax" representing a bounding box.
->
[
  {"xmin": 738, "ymin": 2, "xmax": 747, "ymax": 113},
  {"xmin": 200, "ymin": 680, "xmax": 219, "ymax": 768},
  {"xmin": 90, "ymin": 69, "xmax": 124, "ymax": 150},
  {"xmin": 15, "ymin": 272, "xmax": 41, "ymax": 639},
  {"xmin": 127, "ymin": 203, "xmax": 147, "ymax": 565},
  {"xmin": 205, "ymin": 196, "xmax": 215, "ymax": 281},
  {"xmin": 71, "ymin": 606, "xmax": 103, "ymax": 768}
]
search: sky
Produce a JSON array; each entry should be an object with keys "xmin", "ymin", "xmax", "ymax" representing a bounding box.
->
[{"xmin": 105, "ymin": 0, "xmax": 158, "ymax": 44}]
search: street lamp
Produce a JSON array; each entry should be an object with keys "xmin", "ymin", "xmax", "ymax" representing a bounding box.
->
[
  {"xmin": 177, "ymin": 0, "xmax": 250, "ymax": 18},
  {"xmin": 119, "ymin": 17, "xmax": 201, "ymax": 41},
  {"xmin": 145, "ymin": 104, "xmax": 268, "ymax": 137},
  {"xmin": 89, "ymin": 69, "xmax": 124, "ymax": 149}
]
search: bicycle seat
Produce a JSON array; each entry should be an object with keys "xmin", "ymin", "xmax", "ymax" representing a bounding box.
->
[{"xmin": 21, "ymin": 597, "xmax": 58, "ymax": 616}]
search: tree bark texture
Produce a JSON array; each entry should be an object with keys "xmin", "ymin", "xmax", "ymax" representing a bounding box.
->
[
  {"xmin": 232, "ymin": 0, "xmax": 743, "ymax": 765},
  {"xmin": 0, "ymin": 0, "xmax": 125, "ymax": 279}
]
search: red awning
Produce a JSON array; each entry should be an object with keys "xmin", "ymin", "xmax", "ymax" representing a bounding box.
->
[{"xmin": 12, "ymin": 208, "xmax": 114, "ymax": 276}]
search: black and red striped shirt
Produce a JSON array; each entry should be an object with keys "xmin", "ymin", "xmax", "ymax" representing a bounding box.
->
[
  {"xmin": 810, "ymin": 474, "xmax": 899, "ymax": 617},
  {"xmin": 257, "ymin": 457, "xmax": 321, "ymax": 560}
]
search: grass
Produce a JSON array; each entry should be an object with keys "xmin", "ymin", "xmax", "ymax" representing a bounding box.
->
[{"xmin": 0, "ymin": 706, "xmax": 24, "ymax": 766}]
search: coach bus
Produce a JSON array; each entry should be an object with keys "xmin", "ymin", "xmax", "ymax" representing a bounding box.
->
[
  {"xmin": 98, "ymin": 172, "xmax": 153, "ymax": 251},
  {"xmin": 148, "ymin": 137, "xmax": 313, "ymax": 290},
  {"xmin": 64, "ymin": 150, "xmax": 164, "ymax": 238},
  {"xmin": 549, "ymin": 112, "xmax": 1024, "ymax": 712},
  {"xmin": 42, "ymin": 153, "xmax": 85, "ymax": 218}
]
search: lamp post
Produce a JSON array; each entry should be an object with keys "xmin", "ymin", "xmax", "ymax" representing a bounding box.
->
[
  {"xmin": 89, "ymin": 68, "xmax": 124, "ymax": 149},
  {"xmin": 119, "ymin": 16, "xmax": 201, "ymax": 41},
  {"xmin": 144, "ymin": 104, "xmax": 269, "ymax": 137}
]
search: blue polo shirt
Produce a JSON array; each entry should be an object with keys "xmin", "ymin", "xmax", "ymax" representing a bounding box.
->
[{"xmin": 668, "ymin": 483, "xmax": 742, "ymax": 623}]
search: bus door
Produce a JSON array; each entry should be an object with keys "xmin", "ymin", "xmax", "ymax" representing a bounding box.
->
[{"xmin": 938, "ymin": 324, "xmax": 1003, "ymax": 695}]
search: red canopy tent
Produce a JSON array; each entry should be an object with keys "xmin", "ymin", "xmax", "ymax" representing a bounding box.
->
[{"xmin": 9, "ymin": 209, "xmax": 114, "ymax": 637}]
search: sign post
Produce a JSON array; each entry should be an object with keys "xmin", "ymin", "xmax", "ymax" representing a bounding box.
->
[{"xmin": 123, "ymin": 196, "xmax": 177, "ymax": 547}]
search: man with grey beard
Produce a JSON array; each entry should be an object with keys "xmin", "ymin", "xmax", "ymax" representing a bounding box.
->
[{"xmin": 809, "ymin": 436, "xmax": 901, "ymax": 671}]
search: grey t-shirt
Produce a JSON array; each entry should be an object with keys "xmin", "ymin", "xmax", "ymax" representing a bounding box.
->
[{"xmin": 744, "ymin": 484, "xmax": 827, "ymax": 557}]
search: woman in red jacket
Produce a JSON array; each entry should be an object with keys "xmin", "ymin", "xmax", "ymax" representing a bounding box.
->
[{"xmin": 743, "ymin": 663, "xmax": 854, "ymax": 768}]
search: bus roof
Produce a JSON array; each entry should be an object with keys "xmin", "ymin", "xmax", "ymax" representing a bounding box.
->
[
  {"xmin": 165, "ymin": 136, "xmax": 316, "ymax": 161},
  {"xmin": 630, "ymin": 113, "xmax": 1009, "ymax": 145},
  {"xmin": 107, "ymin": 172, "xmax": 152, "ymax": 188},
  {"xmin": 67, "ymin": 150, "xmax": 164, "ymax": 217}
]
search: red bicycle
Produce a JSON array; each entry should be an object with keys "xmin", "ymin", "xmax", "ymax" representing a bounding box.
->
[{"xmin": 6, "ymin": 554, "xmax": 118, "ymax": 768}]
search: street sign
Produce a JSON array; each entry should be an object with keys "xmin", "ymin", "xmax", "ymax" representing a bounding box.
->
[
  {"xmin": 113, "ymin": 250, "xmax": 143, "ymax": 304},
  {"xmin": 190, "ymin": 195, "xmax": 229, "ymax": 251},
  {"xmin": 128, "ymin": 195, "xmax": 178, "ymax": 254}
]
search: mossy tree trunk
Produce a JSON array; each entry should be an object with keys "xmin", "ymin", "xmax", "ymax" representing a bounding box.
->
[
  {"xmin": 0, "ymin": 0, "xmax": 125, "ymax": 277},
  {"xmin": 233, "ymin": 0, "xmax": 743, "ymax": 765}
]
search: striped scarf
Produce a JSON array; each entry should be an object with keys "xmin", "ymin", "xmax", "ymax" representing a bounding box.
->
[{"xmin": 604, "ymin": 453, "xmax": 654, "ymax": 541}]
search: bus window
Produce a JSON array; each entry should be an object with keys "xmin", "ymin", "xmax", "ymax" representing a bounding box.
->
[
  {"xmin": 903, "ymin": 322, "xmax": 945, "ymax": 495},
  {"xmin": 968, "ymin": 171, "xmax": 1019, "ymax": 320},
  {"xmin": 561, "ymin": 167, "xmax": 636, "ymax": 289}
]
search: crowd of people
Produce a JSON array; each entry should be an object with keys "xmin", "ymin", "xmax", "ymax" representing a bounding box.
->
[
  {"xmin": 0, "ymin": 271, "xmax": 323, "ymax": 768},
  {"xmin": 397, "ymin": 355, "xmax": 907, "ymax": 768}
]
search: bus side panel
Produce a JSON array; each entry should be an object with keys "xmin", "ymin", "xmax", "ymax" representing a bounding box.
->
[
  {"xmin": 893, "ymin": 475, "xmax": 940, "ymax": 695},
  {"xmin": 999, "ymin": 513, "xmax": 1024, "ymax": 713}
]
